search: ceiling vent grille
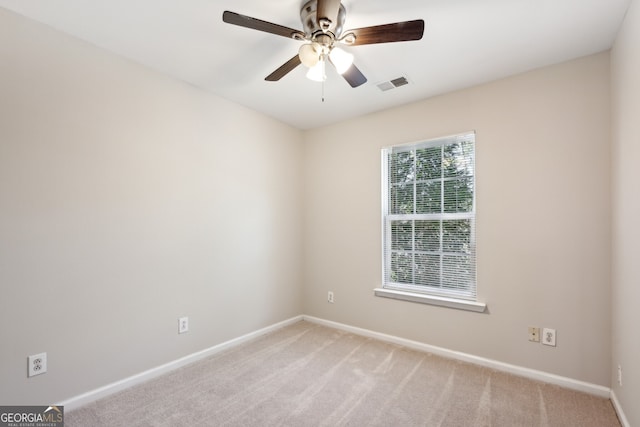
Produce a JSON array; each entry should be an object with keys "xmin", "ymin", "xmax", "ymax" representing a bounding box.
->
[{"xmin": 377, "ymin": 76, "xmax": 410, "ymax": 91}]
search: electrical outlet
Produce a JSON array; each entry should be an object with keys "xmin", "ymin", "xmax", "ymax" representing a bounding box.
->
[
  {"xmin": 528, "ymin": 327, "xmax": 540, "ymax": 342},
  {"xmin": 617, "ymin": 364, "xmax": 623, "ymax": 386},
  {"xmin": 542, "ymin": 328, "xmax": 556, "ymax": 346},
  {"xmin": 327, "ymin": 291, "xmax": 334, "ymax": 303},
  {"xmin": 178, "ymin": 317, "xmax": 189, "ymax": 334},
  {"xmin": 28, "ymin": 352, "xmax": 47, "ymax": 377}
]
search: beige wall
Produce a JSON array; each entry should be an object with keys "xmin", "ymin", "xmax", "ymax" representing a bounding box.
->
[
  {"xmin": 0, "ymin": 2, "xmax": 630, "ymax": 413},
  {"xmin": 302, "ymin": 53, "xmax": 612, "ymax": 386},
  {"xmin": 611, "ymin": 0, "xmax": 640, "ymax": 424},
  {"xmin": 0, "ymin": 8, "xmax": 303, "ymax": 404}
]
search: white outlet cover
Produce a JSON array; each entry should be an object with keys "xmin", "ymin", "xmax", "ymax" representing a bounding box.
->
[
  {"xmin": 178, "ymin": 317, "xmax": 189, "ymax": 334},
  {"xmin": 542, "ymin": 328, "xmax": 556, "ymax": 346},
  {"xmin": 28, "ymin": 352, "xmax": 47, "ymax": 377}
]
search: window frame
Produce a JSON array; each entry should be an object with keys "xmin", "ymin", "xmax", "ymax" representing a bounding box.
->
[{"xmin": 377, "ymin": 132, "xmax": 486, "ymax": 312}]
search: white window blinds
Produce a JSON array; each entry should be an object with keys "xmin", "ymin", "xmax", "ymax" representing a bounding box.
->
[{"xmin": 382, "ymin": 132, "xmax": 476, "ymax": 300}]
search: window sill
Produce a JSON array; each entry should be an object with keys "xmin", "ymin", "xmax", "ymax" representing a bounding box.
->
[{"xmin": 374, "ymin": 288, "xmax": 487, "ymax": 313}]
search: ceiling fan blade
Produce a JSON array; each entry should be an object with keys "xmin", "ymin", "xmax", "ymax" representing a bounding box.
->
[
  {"xmin": 347, "ymin": 19, "xmax": 425, "ymax": 46},
  {"xmin": 265, "ymin": 55, "xmax": 302, "ymax": 81},
  {"xmin": 341, "ymin": 63, "xmax": 367, "ymax": 88},
  {"xmin": 317, "ymin": 0, "xmax": 341, "ymax": 30},
  {"xmin": 223, "ymin": 11, "xmax": 304, "ymax": 39}
]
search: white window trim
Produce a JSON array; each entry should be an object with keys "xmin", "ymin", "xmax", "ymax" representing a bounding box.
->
[
  {"xmin": 373, "ymin": 287, "xmax": 486, "ymax": 312},
  {"xmin": 378, "ymin": 132, "xmax": 487, "ymax": 312}
]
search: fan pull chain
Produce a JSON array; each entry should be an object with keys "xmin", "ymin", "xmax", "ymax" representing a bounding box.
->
[{"xmin": 322, "ymin": 79, "xmax": 325, "ymax": 103}]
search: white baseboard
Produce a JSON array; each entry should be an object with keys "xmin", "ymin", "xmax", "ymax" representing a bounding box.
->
[
  {"xmin": 303, "ymin": 315, "xmax": 611, "ymax": 399},
  {"xmin": 58, "ymin": 315, "xmax": 303, "ymax": 411},
  {"xmin": 610, "ymin": 390, "xmax": 630, "ymax": 427},
  {"xmin": 60, "ymin": 313, "xmax": 620, "ymax": 417}
]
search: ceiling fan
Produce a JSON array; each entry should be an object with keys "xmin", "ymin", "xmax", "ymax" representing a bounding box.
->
[{"xmin": 222, "ymin": 0, "xmax": 424, "ymax": 88}]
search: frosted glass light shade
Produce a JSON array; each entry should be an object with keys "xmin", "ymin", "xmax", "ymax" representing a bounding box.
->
[
  {"xmin": 298, "ymin": 43, "xmax": 319, "ymax": 68},
  {"xmin": 329, "ymin": 47, "xmax": 354, "ymax": 74},
  {"xmin": 306, "ymin": 59, "xmax": 326, "ymax": 82}
]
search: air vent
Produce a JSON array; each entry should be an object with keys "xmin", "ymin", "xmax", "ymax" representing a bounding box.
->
[
  {"xmin": 377, "ymin": 76, "xmax": 410, "ymax": 92},
  {"xmin": 377, "ymin": 81, "xmax": 395, "ymax": 91}
]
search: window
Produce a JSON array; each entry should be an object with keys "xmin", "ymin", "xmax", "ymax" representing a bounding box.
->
[{"xmin": 379, "ymin": 132, "xmax": 482, "ymax": 310}]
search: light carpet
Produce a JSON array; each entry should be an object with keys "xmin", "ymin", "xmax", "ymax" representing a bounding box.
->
[{"xmin": 66, "ymin": 320, "xmax": 620, "ymax": 426}]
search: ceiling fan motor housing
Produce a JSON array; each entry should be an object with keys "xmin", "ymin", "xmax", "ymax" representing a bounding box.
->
[{"xmin": 301, "ymin": 0, "xmax": 346, "ymax": 39}]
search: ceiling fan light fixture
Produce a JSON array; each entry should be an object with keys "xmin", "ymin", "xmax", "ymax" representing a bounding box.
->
[
  {"xmin": 306, "ymin": 58, "xmax": 326, "ymax": 82},
  {"xmin": 329, "ymin": 46, "xmax": 354, "ymax": 74}
]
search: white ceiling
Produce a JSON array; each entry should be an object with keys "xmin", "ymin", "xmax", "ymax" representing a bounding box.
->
[{"xmin": 0, "ymin": 0, "xmax": 631, "ymax": 129}]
